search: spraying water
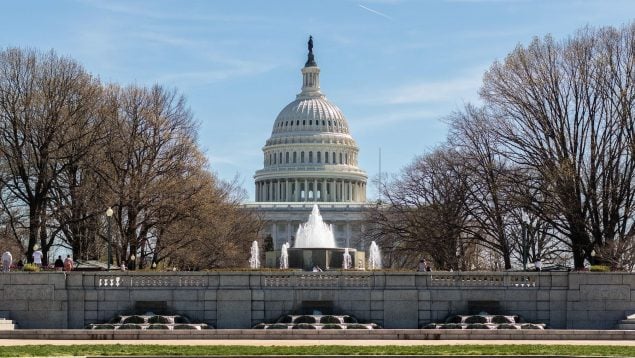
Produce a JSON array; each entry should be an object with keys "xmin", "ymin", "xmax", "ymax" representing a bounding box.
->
[
  {"xmin": 280, "ymin": 242, "xmax": 289, "ymax": 269},
  {"xmin": 343, "ymin": 247, "xmax": 352, "ymax": 269},
  {"xmin": 294, "ymin": 205, "xmax": 336, "ymax": 248},
  {"xmin": 249, "ymin": 241, "xmax": 260, "ymax": 269},
  {"xmin": 368, "ymin": 241, "xmax": 382, "ymax": 270}
]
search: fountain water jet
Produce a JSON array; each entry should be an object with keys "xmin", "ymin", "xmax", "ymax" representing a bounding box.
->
[
  {"xmin": 249, "ymin": 241, "xmax": 260, "ymax": 269},
  {"xmin": 294, "ymin": 205, "xmax": 336, "ymax": 248},
  {"xmin": 343, "ymin": 248, "xmax": 352, "ymax": 270},
  {"xmin": 280, "ymin": 242, "xmax": 289, "ymax": 269},
  {"xmin": 368, "ymin": 241, "xmax": 382, "ymax": 270}
]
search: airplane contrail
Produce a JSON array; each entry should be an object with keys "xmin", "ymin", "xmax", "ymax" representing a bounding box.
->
[{"xmin": 358, "ymin": 4, "xmax": 393, "ymax": 20}]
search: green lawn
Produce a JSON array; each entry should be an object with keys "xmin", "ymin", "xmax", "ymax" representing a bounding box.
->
[{"xmin": 0, "ymin": 344, "xmax": 634, "ymax": 356}]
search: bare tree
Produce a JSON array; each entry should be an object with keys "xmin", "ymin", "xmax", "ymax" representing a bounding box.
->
[
  {"xmin": 368, "ymin": 148, "xmax": 471, "ymax": 270},
  {"xmin": 480, "ymin": 24, "xmax": 635, "ymax": 269},
  {"xmin": 0, "ymin": 48, "xmax": 101, "ymax": 263}
]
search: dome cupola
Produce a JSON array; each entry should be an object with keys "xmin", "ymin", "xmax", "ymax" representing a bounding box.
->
[{"xmin": 254, "ymin": 37, "xmax": 367, "ymax": 203}]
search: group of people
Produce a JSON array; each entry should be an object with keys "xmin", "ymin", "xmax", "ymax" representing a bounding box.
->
[{"xmin": 1, "ymin": 249, "xmax": 74, "ymax": 272}]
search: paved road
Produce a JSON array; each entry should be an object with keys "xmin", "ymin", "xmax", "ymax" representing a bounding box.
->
[{"xmin": 1, "ymin": 339, "xmax": 635, "ymax": 346}]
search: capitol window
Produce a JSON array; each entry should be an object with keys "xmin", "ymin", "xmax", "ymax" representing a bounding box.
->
[
  {"xmin": 309, "ymin": 151, "xmax": 313, "ymax": 163},
  {"xmin": 317, "ymin": 151, "xmax": 321, "ymax": 163},
  {"xmin": 325, "ymin": 152, "xmax": 329, "ymax": 163},
  {"xmin": 301, "ymin": 151, "xmax": 305, "ymax": 163},
  {"xmin": 293, "ymin": 152, "xmax": 297, "ymax": 163},
  {"xmin": 286, "ymin": 152, "xmax": 289, "ymax": 163}
]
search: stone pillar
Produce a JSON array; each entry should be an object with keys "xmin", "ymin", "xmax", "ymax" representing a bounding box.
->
[
  {"xmin": 304, "ymin": 179, "xmax": 308, "ymax": 202},
  {"xmin": 348, "ymin": 181, "xmax": 352, "ymax": 202},
  {"xmin": 272, "ymin": 222, "xmax": 278, "ymax": 249},
  {"xmin": 295, "ymin": 179, "xmax": 299, "ymax": 202},
  {"xmin": 314, "ymin": 179, "xmax": 318, "ymax": 201},
  {"xmin": 346, "ymin": 223, "xmax": 351, "ymax": 248}
]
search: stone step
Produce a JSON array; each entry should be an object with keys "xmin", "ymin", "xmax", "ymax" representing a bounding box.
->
[{"xmin": 617, "ymin": 320, "xmax": 635, "ymax": 330}]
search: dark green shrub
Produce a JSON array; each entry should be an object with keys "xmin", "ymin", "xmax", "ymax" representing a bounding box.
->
[
  {"xmin": 421, "ymin": 323, "xmax": 438, "ymax": 329},
  {"xmin": 492, "ymin": 315, "xmax": 513, "ymax": 324},
  {"xmin": 439, "ymin": 323, "xmax": 463, "ymax": 329},
  {"xmin": 590, "ymin": 265, "xmax": 610, "ymax": 272},
  {"xmin": 293, "ymin": 323, "xmax": 316, "ymax": 329},
  {"xmin": 122, "ymin": 315, "xmax": 145, "ymax": 324},
  {"xmin": 147, "ymin": 324, "xmax": 169, "ymax": 330},
  {"xmin": 320, "ymin": 315, "xmax": 342, "ymax": 324},
  {"xmin": 321, "ymin": 324, "xmax": 342, "ymax": 329},
  {"xmin": 118, "ymin": 324, "xmax": 142, "ymax": 329},
  {"xmin": 346, "ymin": 324, "xmax": 369, "ymax": 329},
  {"xmin": 465, "ymin": 315, "xmax": 487, "ymax": 324},
  {"xmin": 252, "ymin": 323, "xmax": 267, "ymax": 329},
  {"xmin": 174, "ymin": 316, "xmax": 191, "ymax": 324},
  {"xmin": 294, "ymin": 315, "xmax": 317, "ymax": 324},
  {"xmin": 148, "ymin": 315, "xmax": 170, "ymax": 324},
  {"xmin": 445, "ymin": 315, "xmax": 463, "ymax": 323},
  {"xmin": 92, "ymin": 324, "xmax": 115, "ymax": 329},
  {"xmin": 521, "ymin": 323, "xmax": 543, "ymax": 330},
  {"xmin": 276, "ymin": 315, "xmax": 293, "ymax": 323},
  {"xmin": 497, "ymin": 323, "xmax": 520, "ymax": 329},
  {"xmin": 173, "ymin": 324, "xmax": 196, "ymax": 329},
  {"xmin": 342, "ymin": 315, "xmax": 358, "ymax": 323},
  {"xmin": 466, "ymin": 323, "xmax": 490, "ymax": 329},
  {"xmin": 266, "ymin": 323, "xmax": 289, "ymax": 329}
]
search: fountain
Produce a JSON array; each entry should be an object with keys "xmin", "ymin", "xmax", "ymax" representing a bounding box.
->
[
  {"xmin": 265, "ymin": 204, "xmax": 365, "ymax": 270},
  {"xmin": 249, "ymin": 241, "xmax": 260, "ymax": 269},
  {"xmin": 343, "ymin": 248, "xmax": 352, "ymax": 270},
  {"xmin": 295, "ymin": 205, "xmax": 336, "ymax": 248},
  {"xmin": 280, "ymin": 242, "xmax": 289, "ymax": 269},
  {"xmin": 368, "ymin": 241, "xmax": 382, "ymax": 270}
]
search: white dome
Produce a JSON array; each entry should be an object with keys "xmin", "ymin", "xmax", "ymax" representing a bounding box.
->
[{"xmin": 272, "ymin": 95, "xmax": 350, "ymax": 136}]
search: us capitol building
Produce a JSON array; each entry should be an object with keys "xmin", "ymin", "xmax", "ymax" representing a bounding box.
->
[{"xmin": 244, "ymin": 37, "xmax": 370, "ymax": 251}]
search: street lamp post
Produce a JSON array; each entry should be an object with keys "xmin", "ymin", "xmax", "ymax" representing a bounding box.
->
[
  {"xmin": 106, "ymin": 207, "xmax": 113, "ymax": 271},
  {"xmin": 130, "ymin": 254, "xmax": 136, "ymax": 271},
  {"xmin": 521, "ymin": 211, "xmax": 530, "ymax": 271}
]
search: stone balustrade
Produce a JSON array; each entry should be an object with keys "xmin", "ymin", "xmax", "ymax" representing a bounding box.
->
[{"xmin": 0, "ymin": 271, "xmax": 632, "ymax": 330}]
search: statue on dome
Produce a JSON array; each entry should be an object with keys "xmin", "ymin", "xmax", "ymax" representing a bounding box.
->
[{"xmin": 308, "ymin": 36, "xmax": 313, "ymax": 54}]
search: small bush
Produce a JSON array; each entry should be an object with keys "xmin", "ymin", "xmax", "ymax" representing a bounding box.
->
[
  {"xmin": 590, "ymin": 265, "xmax": 610, "ymax": 272},
  {"xmin": 147, "ymin": 324, "xmax": 169, "ymax": 330},
  {"xmin": 497, "ymin": 323, "xmax": 520, "ymax": 329},
  {"xmin": 148, "ymin": 315, "xmax": 171, "ymax": 324},
  {"xmin": 266, "ymin": 323, "xmax": 289, "ymax": 330},
  {"xmin": 342, "ymin": 315, "xmax": 358, "ymax": 323},
  {"xmin": 294, "ymin": 315, "xmax": 317, "ymax": 324},
  {"xmin": 321, "ymin": 324, "xmax": 342, "ymax": 329},
  {"xmin": 320, "ymin": 315, "xmax": 342, "ymax": 324},
  {"xmin": 421, "ymin": 323, "xmax": 438, "ymax": 329},
  {"xmin": 439, "ymin": 323, "xmax": 463, "ymax": 329},
  {"xmin": 173, "ymin": 324, "xmax": 197, "ymax": 330},
  {"xmin": 122, "ymin": 315, "xmax": 145, "ymax": 324},
  {"xmin": 445, "ymin": 315, "xmax": 463, "ymax": 323},
  {"xmin": 466, "ymin": 323, "xmax": 490, "ymax": 329},
  {"xmin": 23, "ymin": 263, "xmax": 40, "ymax": 272},
  {"xmin": 276, "ymin": 315, "xmax": 293, "ymax": 323},
  {"xmin": 492, "ymin": 315, "xmax": 513, "ymax": 324},
  {"xmin": 521, "ymin": 323, "xmax": 543, "ymax": 330},
  {"xmin": 92, "ymin": 324, "xmax": 115, "ymax": 330},
  {"xmin": 252, "ymin": 323, "xmax": 267, "ymax": 329},
  {"xmin": 118, "ymin": 324, "xmax": 142, "ymax": 329},
  {"xmin": 346, "ymin": 324, "xmax": 369, "ymax": 329},
  {"xmin": 465, "ymin": 315, "xmax": 487, "ymax": 324},
  {"xmin": 293, "ymin": 323, "xmax": 316, "ymax": 329}
]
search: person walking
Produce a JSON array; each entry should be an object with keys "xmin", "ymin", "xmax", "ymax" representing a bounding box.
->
[
  {"xmin": 32, "ymin": 248, "xmax": 43, "ymax": 267},
  {"xmin": 54, "ymin": 256, "xmax": 64, "ymax": 271},
  {"xmin": 417, "ymin": 259, "xmax": 427, "ymax": 272},
  {"xmin": 63, "ymin": 255, "xmax": 74, "ymax": 272},
  {"xmin": 2, "ymin": 251, "xmax": 12, "ymax": 272}
]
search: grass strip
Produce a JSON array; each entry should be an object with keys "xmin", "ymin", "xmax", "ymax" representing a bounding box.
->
[{"xmin": 0, "ymin": 344, "xmax": 634, "ymax": 357}]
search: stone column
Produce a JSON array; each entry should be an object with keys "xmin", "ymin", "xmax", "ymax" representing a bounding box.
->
[
  {"xmin": 314, "ymin": 179, "xmax": 318, "ymax": 201},
  {"xmin": 346, "ymin": 223, "xmax": 351, "ymax": 248},
  {"xmin": 295, "ymin": 179, "xmax": 299, "ymax": 201},
  {"xmin": 348, "ymin": 181, "xmax": 352, "ymax": 202},
  {"xmin": 304, "ymin": 179, "xmax": 308, "ymax": 202},
  {"xmin": 272, "ymin": 222, "xmax": 278, "ymax": 249}
]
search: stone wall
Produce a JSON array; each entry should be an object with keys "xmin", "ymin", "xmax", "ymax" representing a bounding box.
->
[{"xmin": 0, "ymin": 271, "xmax": 633, "ymax": 329}]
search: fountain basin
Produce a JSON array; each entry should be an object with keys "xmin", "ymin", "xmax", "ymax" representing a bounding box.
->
[{"xmin": 288, "ymin": 248, "xmax": 364, "ymax": 271}]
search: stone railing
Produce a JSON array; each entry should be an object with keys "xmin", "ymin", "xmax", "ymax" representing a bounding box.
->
[
  {"xmin": 93, "ymin": 272, "xmax": 539, "ymax": 289},
  {"xmin": 428, "ymin": 273, "xmax": 536, "ymax": 288}
]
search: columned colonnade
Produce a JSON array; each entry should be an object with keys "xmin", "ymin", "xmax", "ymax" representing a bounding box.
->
[{"xmin": 255, "ymin": 178, "xmax": 367, "ymax": 202}]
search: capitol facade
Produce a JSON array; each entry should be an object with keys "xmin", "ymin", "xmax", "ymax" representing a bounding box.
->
[{"xmin": 245, "ymin": 38, "xmax": 371, "ymax": 251}]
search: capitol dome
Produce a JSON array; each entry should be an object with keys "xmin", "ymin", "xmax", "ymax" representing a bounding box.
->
[{"xmin": 254, "ymin": 38, "xmax": 367, "ymax": 203}]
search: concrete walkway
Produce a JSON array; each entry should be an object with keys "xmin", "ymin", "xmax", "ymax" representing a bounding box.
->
[{"xmin": 1, "ymin": 339, "xmax": 635, "ymax": 346}]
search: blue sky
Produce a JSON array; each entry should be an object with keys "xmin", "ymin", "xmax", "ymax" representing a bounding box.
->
[{"xmin": 1, "ymin": 0, "xmax": 634, "ymax": 201}]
